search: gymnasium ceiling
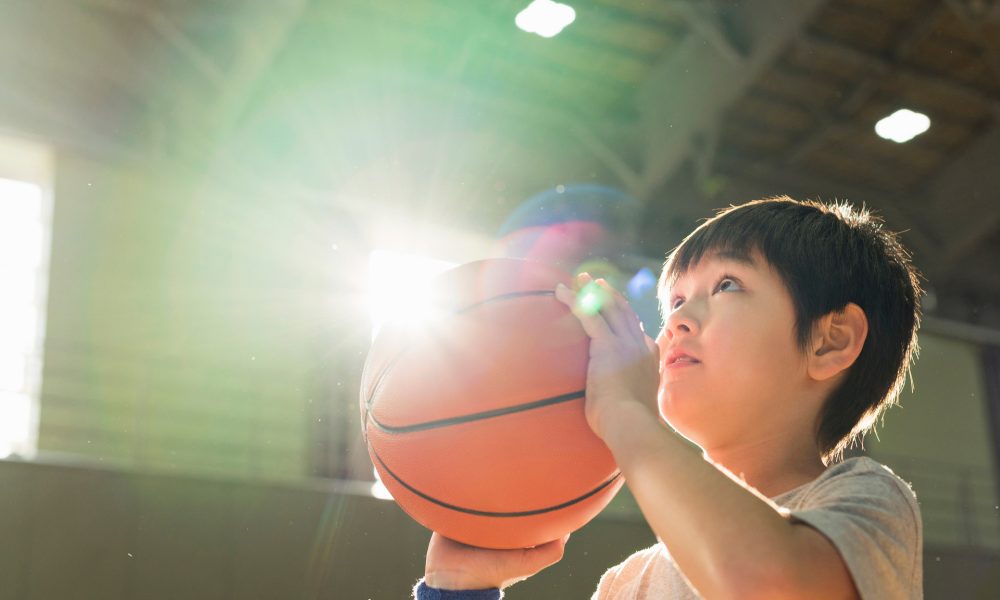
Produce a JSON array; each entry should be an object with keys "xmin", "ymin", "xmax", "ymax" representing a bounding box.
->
[{"xmin": 2, "ymin": 0, "xmax": 1000, "ymax": 330}]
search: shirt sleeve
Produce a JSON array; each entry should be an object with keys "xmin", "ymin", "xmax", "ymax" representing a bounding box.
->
[
  {"xmin": 413, "ymin": 580, "xmax": 502, "ymax": 600},
  {"xmin": 591, "ymin": 561, "xmax": 622, "ymax": 599},
  {"xmin": 786, "ymin": 465, "xmax": 923, "ymax": 600}
]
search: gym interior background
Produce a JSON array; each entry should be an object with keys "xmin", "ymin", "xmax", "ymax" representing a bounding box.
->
[{"xmin": 1, "ymin": 0, "xmax": 999, "ymax": 597}]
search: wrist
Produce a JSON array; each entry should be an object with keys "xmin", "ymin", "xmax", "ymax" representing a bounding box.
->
[
  {"xmin": 592, "ymin": 393, "xmax": 654, "ymax": 441},
  {"xmin": 424, "ymin": 570, "xmax": 496, "ymax": 591},
  {"xmin": 601, "ymin": 401, "xmax": 671, "ymax": 465},
  {"xmin": 415, "ymin": 580, "xmax": 501, "ymax": 599},
  {"xmin": 597, "ymin": 398, "xmax": 656, "ymax": 443}
]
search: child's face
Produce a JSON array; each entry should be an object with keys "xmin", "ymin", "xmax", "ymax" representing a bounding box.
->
[{"xmin": 656, "ymin": 250, "xmax": 810, "ymax": 449}]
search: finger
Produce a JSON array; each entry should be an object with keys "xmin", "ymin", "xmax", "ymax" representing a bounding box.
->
[
  {"xmin": 595, "ymin": 279, "xmax": 646, "ymax": 345},
  {"xmin": 615, "ymin": 286, "xmax": 652, "ymax": 348},
  {"xmin": 620, "ymin": 297, "xmax": 649, "ymax": 347},
  {"xmin": 586, "ymin": 278, "xmax": 628, "ymax": 338},
  {"xmin": 602, "ymin": 280, "xmax": 647, "ymax": 343},
  {"xmin": 555, "ymin": 282, "xmax": 612, "ymax": 341},
  {"xmin": 573, "ymin": 274, "xmax": 640, "ymax": 344}
]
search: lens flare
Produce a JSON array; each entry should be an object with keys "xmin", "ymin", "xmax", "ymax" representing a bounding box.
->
[{"xmin": 576, "ymin": 281, "xmax": 609, "ymax": 316}]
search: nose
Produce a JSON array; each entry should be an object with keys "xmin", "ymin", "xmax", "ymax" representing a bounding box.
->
[{"xmin": 663, "ymin": 303, "xmax": 699, "ymax": 340}]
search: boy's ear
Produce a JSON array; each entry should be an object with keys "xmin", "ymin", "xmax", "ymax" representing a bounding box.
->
[{"xmin": 808, "ymin": 303, "xmax": 868, "ymax": 382}]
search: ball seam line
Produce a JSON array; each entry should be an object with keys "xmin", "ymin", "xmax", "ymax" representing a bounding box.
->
[
  {"xmin": 372, "ymin": 450, "xmax": 622, "ymax": 518},
  {"xmin": 370, "ymin": 389, "xmax": 586, "ymax": 434}
]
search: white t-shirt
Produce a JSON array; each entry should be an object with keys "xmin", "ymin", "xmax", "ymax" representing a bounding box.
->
[{"xmin": 592, "ymin": 457, "xmax": 923, "ymax": 599}]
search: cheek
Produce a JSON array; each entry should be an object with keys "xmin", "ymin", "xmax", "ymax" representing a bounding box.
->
[{"xmin": 715, "ymin": 319, "xmax": 802, "ymax": 392}]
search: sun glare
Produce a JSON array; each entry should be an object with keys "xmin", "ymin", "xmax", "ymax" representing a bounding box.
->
[{"xmin": 366, "ymin": 249, "xmax": 457, "ymax": 339}]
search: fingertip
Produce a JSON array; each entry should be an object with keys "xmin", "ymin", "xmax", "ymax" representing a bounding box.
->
[{"xmin": 554, "ymin": 282, "xmax": 572, "ymax": 304}]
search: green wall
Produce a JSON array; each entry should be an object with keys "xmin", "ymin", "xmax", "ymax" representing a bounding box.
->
[
  {"xmin": 868, "ymin": 331, "xmax": 999, "ymax": 549},
  {"xmin": 0, "ymin": 459, "xmax": 656, "ymax": 600},
  {"xmin": 37, "ymin": 150, "xmax": 364, "ymax": 479}
]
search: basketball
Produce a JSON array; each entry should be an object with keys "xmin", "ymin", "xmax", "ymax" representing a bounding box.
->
[{"xmin": 360, "ymin": 258, "xmax": 623, "ymax": 549}]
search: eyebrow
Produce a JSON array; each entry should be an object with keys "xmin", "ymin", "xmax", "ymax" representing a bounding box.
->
[
  {"xmin": 706, "ymin": 249, "xmax": 757, "ymax": 268},
  {"xmin": 657, "ymin": 250, "xmax": 758, "ymax": 304}
]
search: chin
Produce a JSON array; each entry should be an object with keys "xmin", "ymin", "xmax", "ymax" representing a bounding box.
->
[{"xmin": 660, "ymin": 391, "xmax": 702, "ymax": 443}]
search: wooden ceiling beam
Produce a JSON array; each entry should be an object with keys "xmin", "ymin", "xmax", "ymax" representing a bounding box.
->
[
  {"xmin": 201, "ymin": 2, "xmax": 310, "ymax": 139},
  {"xmin": 803, "ymin": 32, "xmax": 1000, "ymax": 112},
  {"xmin": 82, "ymin": 0, "xmax": 308, "ymax": 156},
  {"xmin": 942, "ymin": 0, "xmax": 1000, "ymax": 83},
  {"xmin": 714, "ymin": 150, "xmax": 942, "ymax": 271},
  {"xmin": 632, "ymin": 0, "xmax": 829, "ymax": 201},
  {"xmin": 344, "ymin": 70, "xmax": 644, "ymax": 193},
  {"xmin": 922, "ymin": 123, "xmax": 1000, "ymax": 272},
  {"xmin": 82, "ymin": 0, "xmax": 226, "ymax": 86},
  {"xmin": 783, "ymin": 5, "xmax": 951, "ymax": 165},
  {"xmin": 670, "ymin": 1, "xmax": 746, "ymax": 67}
]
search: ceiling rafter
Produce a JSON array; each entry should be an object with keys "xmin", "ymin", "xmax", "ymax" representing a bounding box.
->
[
  {"xmin": 82, "ymin": 0, "xmax": 226, "ymax": 86},
  {"xmin": 200, "ymin": 2, "xmax": 311, "ymax": 141},
  {"xmin": 632, "ymin": 0, "xmax": 830, "ymax": 201},
  {"xmin": 381, "ymin": 71, "xmax": 643, "ymax": 192},
  {"xmin": 921, "ymin": 123, "xmax": 1000, "ymax": 274},
  {"xmin": 83, "ymin": 0, "xmax": 309, "ymax": 154},
  {"xmin": 942, "ymin": 0, "xmax": 1000, "ymax": 84},
  {"xmin": 670, "ymin": 1, "xmax": 746, "ymax": 67},
  {"xmin": 715, "ymin": 150, "xmax": 943, "ymax": 273},
  {"xmin": 783, "ymin": 4, "xmax": 954, "ymax": 165},
  {"xmin": 803, "ymin": 31, "xmax": 1000, "ymax": 114}
]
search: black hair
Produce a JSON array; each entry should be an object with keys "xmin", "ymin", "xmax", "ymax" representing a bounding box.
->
[{"xmin": 660, "ymin": 197, "xmax": 922, "ymax": 463}]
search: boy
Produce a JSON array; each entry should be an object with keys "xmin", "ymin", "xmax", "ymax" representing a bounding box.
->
[{"xmin": 414, "ymin": 197, "xmax": 923, "ymax": 599}]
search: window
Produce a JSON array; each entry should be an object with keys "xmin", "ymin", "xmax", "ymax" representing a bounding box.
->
[{"xmin": 0, "ymin": 136, "xmax": 53, "ymax": 459}]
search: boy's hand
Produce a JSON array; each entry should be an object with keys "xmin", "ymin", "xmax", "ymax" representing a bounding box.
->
[
  {"xmin": 554, "ymin": 273, "xmax": 661, "ymax": 440},
  {"xmin": 424, "ymin": 532, "xmax": 568, "ymax": 590}
]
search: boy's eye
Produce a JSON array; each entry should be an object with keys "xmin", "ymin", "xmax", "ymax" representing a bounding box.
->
[
  {"xmin": 715, "ymin": 276, "xmax": 741, "ymax": 293},
  {"xmin": 671, "ymin": 297, "xmax": 684, "ymax": 310}
]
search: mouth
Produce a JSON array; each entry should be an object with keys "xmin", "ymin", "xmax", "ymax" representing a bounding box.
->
[{"xmin": 664, "ymin": 350, "xmax": 700, "ymax": 368}]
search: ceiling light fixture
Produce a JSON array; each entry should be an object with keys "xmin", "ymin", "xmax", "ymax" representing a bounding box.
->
[
  {"xmin": 875, "ymin": 108, "xmax": 931, "ymax": 143},
  {"xmin": 515, "ymin": 0, "xmax": 576, "ymax": 38}
]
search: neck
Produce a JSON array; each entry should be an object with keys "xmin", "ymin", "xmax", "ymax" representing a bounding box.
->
[{"xmin": 700, "ymin": 431, "xmax": 827, "ymax": 499}]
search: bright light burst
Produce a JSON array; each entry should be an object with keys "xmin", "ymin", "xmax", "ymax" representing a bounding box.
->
[
  {"xmin": 366, "ymin": 249, "xmax": 456, "ymax": 338},
  {"xmin": 515, "ymin": 0, "xmax": 576, "ymax": 38}
]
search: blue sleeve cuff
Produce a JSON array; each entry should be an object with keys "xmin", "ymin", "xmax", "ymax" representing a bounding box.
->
[{"xmin": 413, "ymin": 579, "xmax": 502, "ymax": 600}]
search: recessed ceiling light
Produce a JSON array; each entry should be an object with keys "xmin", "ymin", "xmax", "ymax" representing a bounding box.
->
[
  {"xmin": 875, "ymin": 108, "xmax": 931, "ymax": 143},
  {"xmin": 515, "ymin": 0, "xmax": 576, "ymax": 38}
]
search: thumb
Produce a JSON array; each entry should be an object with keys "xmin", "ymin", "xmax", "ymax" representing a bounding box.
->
[
  {"xmin": 527, "ymin": 535, "xmax": 568, "ymax": 568},
  {"xmin": 497, "ymin": 535, "xmax": 571, "ymax": 589}
]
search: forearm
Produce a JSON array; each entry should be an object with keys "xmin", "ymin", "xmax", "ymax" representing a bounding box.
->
[{"xmin": 602, "ymin": 403, "xmax": 802, "ymax": 599}]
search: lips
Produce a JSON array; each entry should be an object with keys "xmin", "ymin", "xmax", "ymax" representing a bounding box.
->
[{"xmin": 664, "ymin": 348, "xmax": 700, "ymax": 367}]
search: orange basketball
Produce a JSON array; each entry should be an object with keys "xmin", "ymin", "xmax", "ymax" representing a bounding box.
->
[{"xmin": 360, "ymin": 258, "xmax": 623, "ymax": 549}]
